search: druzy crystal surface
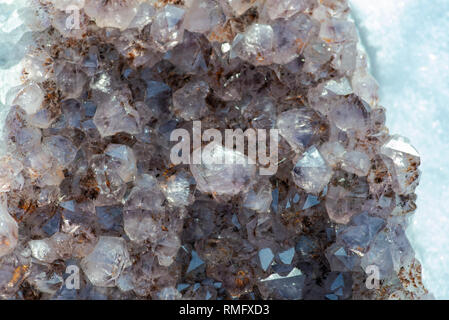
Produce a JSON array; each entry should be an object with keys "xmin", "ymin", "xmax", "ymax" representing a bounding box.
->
[{"xmin": 0, "ymin": 0, "xmax": 431, "ymax": 300}]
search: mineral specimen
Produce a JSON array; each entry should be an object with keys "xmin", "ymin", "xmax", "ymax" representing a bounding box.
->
[{"xmin": 0, "ymin": 0, "xmax": 431, "ymax": 300}]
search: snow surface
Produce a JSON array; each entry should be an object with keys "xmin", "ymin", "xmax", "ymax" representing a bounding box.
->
[{"xmin": 350, "ymin": 0, "xmax": 449, "ymax": 299}]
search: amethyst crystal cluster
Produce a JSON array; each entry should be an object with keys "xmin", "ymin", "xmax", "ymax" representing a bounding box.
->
[{"xmin": 0, "ymin": 0, "xmax": 430, "ymax": 300}]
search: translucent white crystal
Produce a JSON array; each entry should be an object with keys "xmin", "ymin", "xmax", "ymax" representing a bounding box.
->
[
  {"xmin": 172, "ymin": 80, "xmax": 209, "ymax": 120},
  {"xmin": 29, "ymin": 232, "xmax": 73, "ymax": 263},
  {"xmin": 91, "ymin": 154, "xmax": 127, "ymax": 205},
  {"xmin": 165, "ymin": 31, "xmax": 208, "ymax": 74},
  {"xmin": 7, "ymin": 83, "xmax": 44, "ymax": 115},
  {"xmin": 50, "ymin": 8, "xmax": 88, "ymax": 39},
  {"xmin": 12, "ymin": 126, "xmax": 42, "ymax": 152},
  {"xmin": 351, "ymin": 71, "xmax": 379, "ymax": 107},
  {"xmin": 21, "ymin": 50, "xmax": 53, "ymax": 83},
  {"xmin": 128, "ymin": 2, "xmax": 156, "ymax": 30},
  {"xmin": 241, "ymin": 96, "xmax": 277, "ymax": 129},
  {"xmin": 308, "ymin": 77, "xmax": 354, "ymax": 115},
  {"xmin": 220, "ymin": 0, "xmax": 256, "ymax": 16},
  {"xmin": 157, "ymin": 286, "xmax": 182, "ymax": 300},
  {"xmin": 332, "ymin": 42, "xmax": 357, "ymax": 75},
  {"xmin": 123, "ymin": 209, "xmax": 159, "ymax": 243},
  {"xmin": 319, "ymin": 141, "xmax": 346, "ymax": 168},
  {"xmin": 271, "ymin": 14, "xmax": 314, "ymax": 65},
  {"xmin": 81, "ymin": 236, "xmax": 131, "ymax": 287},
  {"xmin": 232, "ymin": 24, "xmax": 274, "ymax": 66},
  {"xmin": 292, "ymin": 146, "xmax": 332, "ymax": 194},
  {"xmin": 190, "ymin": 143, "xmax": 256, "ymax": 196},
  {"xmin": 93, "ymin": 89, "xmax": 141, "ymax": 137},
  {"xmin": 29, "ymin": 271, "xmax": 63, "ymax": 295},
  {"xmin": 277, "ymin": 108, "xmax": 324, "ymax": 152},
  {"xmin": 25, "ymin": 148, "xmax": 65, "ymax": 187},
  {"xmin": 84, "ymin": 0, "xmax": 139, "ymax": 30},
  {"xmin": 116, "ymin": 271, "xmax": 134, "ymax": 292},
  {"xmin": 243, "ymin": 180, "xmax": 273, "ymax": 213},
  {"xmin": 264, "ymin": 0, "xmax": 309, "ymax": 20},
  {"xmin": 339, "ymin": 212, "xmax": 385, "ymax": 256},
  {"xmin": 360, "ymin": 231, "xmax": 394, "ymax": 280},
  {"xmin": 317, "ymin": 0, "xmax": 349, "ymax": 18},
  {"xmin": 325, "ymin": 172, "xmax": 370, "ymax": 224},
  {"xmin": 155, "ymin": 234, "xmax": 181, "ymax": 267},
  {"xmin": 27, "ymin": 108, "xmax": 56, "ymax": 129},
  {"xmin": 105, "ymin": 144, "xmax": 137, "ymax": 184},
  {"xmin": 328, "ymin": 96, "xmax": 370, "ymax": 132},
  {"xmin": 380, "ymin": 135, "xmax": 420, "ymax": 195},
  {"xmin": 341, "ymin": 150, "xmax": 371, "ymax": 177},
  {"xmin": 43, "ymin": 135, "xmax": 78, "ymax": 167},
  {"xmin": 319, "ymin": 18, "xmax": 357, "ymax": 44},
  {"xmin": 0, "ymin": 195, "xmax": 18, "ymax": 258},
  {"xmin": 54, "ymin": 63, "xmax": 88, "ymax": 99},
  {"xmin": 324, "ymin": 77, "xmax": 353, "ymax": 95},
  {"xmin": 387, "ymin": 222, "xmax": 415, "ymax": 273},
  {"xmin": 0, "ymin": 155, "xmax": 23, "ymax": 192},
  {"xmin": 150, "ymin": 5, "xmax": 185, "ymax": 52},
  {"xmin": 184, "ymin": 0, "xmax": 224, "ymax": 34},
  {"xmin": 162, "ymin": 173, "xmax": 193, "ymax": 207},
  {"xmin": 45, "ymin": 0, "xmax": 85, "ymax": 11},
  {"xmin": 126, "ymin": 174, "xmax": 163, "ymax": 211}
]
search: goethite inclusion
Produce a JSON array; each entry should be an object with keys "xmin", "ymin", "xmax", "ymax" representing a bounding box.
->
[{"xmin": 0, "ymin": 0, "xmax": 431, "ymax": 300}]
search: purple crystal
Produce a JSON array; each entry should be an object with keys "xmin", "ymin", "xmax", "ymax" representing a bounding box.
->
[{"xmin": 0, "ymin": 0, "xmax": 429, "ymax": 301}]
